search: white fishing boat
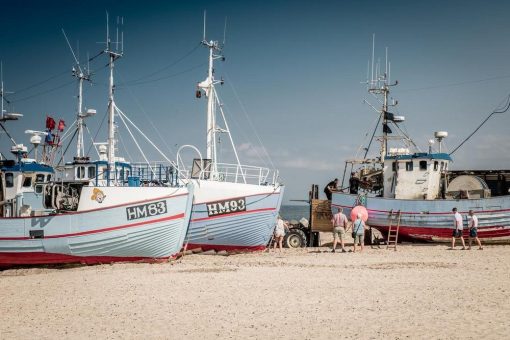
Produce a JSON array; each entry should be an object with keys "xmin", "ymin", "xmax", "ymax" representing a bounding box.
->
[
  {"xmin": 332, "ymin": 38, "xmax": 510, "ymax": 243},
  {"xmin": 178, "ymin": 21, "xmax": 284, "ymax": 252},
  {"xmin": 0, "ymin": 23, "xmax": 194, "ymax": 267}
]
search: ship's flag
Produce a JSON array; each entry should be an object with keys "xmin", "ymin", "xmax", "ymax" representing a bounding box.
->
[
  {"xmin": 46, "ymin": 116, "xmax": 56, "ymax": 130},
  {"xmin": 57, "ymin": 119, "xmax": 65, "ymax": 132}
]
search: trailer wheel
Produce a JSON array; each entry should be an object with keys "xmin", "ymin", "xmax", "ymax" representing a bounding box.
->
[{"xmin": 284, "ymin": 229, "xmax": 307, "ymax": 248}]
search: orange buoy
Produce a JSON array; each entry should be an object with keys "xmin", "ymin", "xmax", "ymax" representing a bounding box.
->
[{"xmin": 350, "ymin": 205, "xmax": 368, "ymax": 222}]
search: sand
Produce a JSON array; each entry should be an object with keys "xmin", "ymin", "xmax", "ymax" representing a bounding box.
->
[{"xmin": 1, "ymin": 243, "xmax": 509, "ymax": 339}]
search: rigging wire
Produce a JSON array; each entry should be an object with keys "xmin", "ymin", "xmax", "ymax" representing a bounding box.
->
[
  {"xmin": 10, "ymin": 79, "xmax": 75, "ymax": 103},
  {"xmin": 85, "ymin": 108, "xmax": 108, "ymax": 157},
  {"xmin": 400, "ymin": 74, "xmax": 510, "ymax": 93},
  {"xmin": 121, "ymin": 43, "xmax": 201, "ymax": 85},
  {"xmin": 12, "ymin": 69, "xmax": 69, "ymax": 95},
  {"xmin": 449, "ymin": 93, "xmax": 510, "ymax": 155},
  {"xmin": 116, "ymin": 71, "xmax": 176, "ymax": 159},
  {"xmin": 362, "ymin": 113, "xmax": 382, "ymax": 159},
  {"xmin": 10, "ymin": 63, "xmax": 109, "ymax": 104},
  {"xmin": 119, "ymin": 62, "xmax": 206, "ymax": 87},
  {"xmin": 224, "ymin": 73, "xmax": 275, "ymax": 170}
]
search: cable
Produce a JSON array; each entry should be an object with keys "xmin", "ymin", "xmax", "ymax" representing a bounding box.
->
[
  {"xmin": 10, "ymin": 79, "xmax": 75, "ymax": 103},
  {"xmin": 450, "ymin": 93, "xmax": 510, "ymax": 155},
  {"xmin": 120, "ymin": 63, "xmax": 206, "ymax": 87},
  {"xmin": 121, "ymin": 43, "xmax": 201, "ymax": 85},
  {"xmin": 12, "ymin": 69, "xmax": 69, "ymax": 95},
  {"xmin": 85, "ymin": 108, "xmax": 108, "ymax": 157},
  {"xmin": 401, "ymin": 74, "xmax": 510, "ymax": 93},
  {"xmin": 363, "ymin": 113, "xmax": 382, "ymax": 158}
]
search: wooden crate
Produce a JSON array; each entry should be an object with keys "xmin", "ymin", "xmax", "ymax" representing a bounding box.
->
[{"xmin": 310, "ymin": 199, "xmax": 333, "ymax": 232}]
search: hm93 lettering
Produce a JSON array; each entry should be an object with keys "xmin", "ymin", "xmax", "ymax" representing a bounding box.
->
[{"xmin": 206, "ymin": 198, "xmax": 246, "ymax": 217}]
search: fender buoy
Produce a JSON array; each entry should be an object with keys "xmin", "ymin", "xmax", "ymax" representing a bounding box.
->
[{"xmin": 350, "ymin": 205, "xmax": 368, "ymax": 222}]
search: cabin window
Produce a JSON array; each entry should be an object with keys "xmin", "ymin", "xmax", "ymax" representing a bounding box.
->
[
  {"xmin": 434, "ymin": 161, "xmax": 439, "ymax": 171},
  {"xmin": 88, "ymin": 166, "xmax": 95, "ymax": 179},
  {"xmin": 440, "ymin": 162, "xmax": 445, "ymax": 171},
  {"xmin": 76, "ymin": 166, "xmax": 85, "ymax": 179},
  {"xmin": 419, "ymin": 161, "xmax": 427, "ymax": 171},
  {"xmin": 5, "ymin": 173, "xmax": 14, "ymax": 187},
  {"xmin": 22, "ymin": 176, "xmax": 32, "ymax": 187},
  {"xmin": 47, "ymin": 174, "xmax": 52, "ymax": 181},
  {"xmin": 36, "ymin": 174, "xmax": 45, "ymax": 182},
  {"xmin": 392, "ymin": 162, "xmax": 398, "ymax": 171},
  {"xmin": 406, "ymin": 161, "xmax": 413, "ymax": 171},
  {"xmin": 35, "ymin": 185, "xmax": 44, "ymax": 194}
]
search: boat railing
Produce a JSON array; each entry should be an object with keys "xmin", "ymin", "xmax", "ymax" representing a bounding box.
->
[{"xmin": 130, "ymin": 162, "xmax": 178, "ymax": 185}]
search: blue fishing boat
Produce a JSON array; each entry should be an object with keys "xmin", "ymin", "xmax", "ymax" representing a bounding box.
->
[
  {"xmin": 332, "ymin": 38, "xmax": 510, "ymax": 243},
  {"xmin": 0, "ymin": 26, "xmax": 194, "ymax": 267}
]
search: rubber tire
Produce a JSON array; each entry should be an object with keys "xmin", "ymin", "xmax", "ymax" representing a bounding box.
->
[{"xmin": 284, "ymin": 229, "xmax": 307, "ymax": 248}]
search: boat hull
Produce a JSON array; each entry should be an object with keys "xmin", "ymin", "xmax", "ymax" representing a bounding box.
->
[
  {"xmin": 184, "ymin": 181, "xmax": 284, "ymax": 252},
  {"xmin": 332, "ymin": 192, "xmax": 510, "ymax": 242},
  {"xmin": 0, "ymin": 186, "xmax": 193, "ymax": 267}
]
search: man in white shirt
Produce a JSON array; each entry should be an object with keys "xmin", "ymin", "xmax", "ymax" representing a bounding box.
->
[
  {"xmin": 468, "ymin": 210, "xmax": 483, "ymax": 250},
  {"xmin": 450, "ymin": 207, "xmax": 466, "ymax": 250}
]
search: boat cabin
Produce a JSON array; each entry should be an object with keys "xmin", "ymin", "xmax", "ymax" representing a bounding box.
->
[
  {"xmin": 0, "ymin": 158, "xmax": 54, "ymax": 217},
  {"xmin": 58, "ymin": 157, "xmax": 132, "ymax": 186},
  {"xmin": 382, "ymin": 150, "xmax": 451, "ymax": 200}
]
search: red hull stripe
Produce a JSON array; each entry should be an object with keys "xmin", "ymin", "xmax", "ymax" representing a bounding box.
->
[
  {"xmin": 186, "ymin": 243, "xmax": 266, "ymax": 252},
  {"xmin": 0, "ymin": 251, "xmax": 176, "ymax": 267},
  {"xmin": 0, "ymin": 213, "xmax": 184, "ymax": 241},
  {"xmin": 0, "ymin": 193, "xmax": 189, "ymax": 220},
  {"xmin": 331, "ymin": 203, "xmax": 510, "ymax": 215},
  {"xmin": 196, "ymin": 191, "xmax": 281, "ymax": 205},
  {"xmin": 371, "ymin": 224, "xmax": 510, "ymax": 239},
  {"xmin": 190, "ymin": 207, "xmax": 276, "ymax": 222}
]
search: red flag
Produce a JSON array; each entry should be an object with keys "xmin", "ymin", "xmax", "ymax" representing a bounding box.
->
[
  {"xmin": 46, "ymin": 116, "xmax": 56, "ymax": 130},
  {"xmin": 57, "ymin": 119, "xmax": 65, "ymax": 132}
]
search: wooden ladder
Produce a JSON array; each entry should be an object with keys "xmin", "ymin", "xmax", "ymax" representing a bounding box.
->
[{"xmin": 386, "ymin": 210, "xmax": 401, "ymax": 251}]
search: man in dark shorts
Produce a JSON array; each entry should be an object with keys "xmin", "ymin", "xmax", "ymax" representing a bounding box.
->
[
  {"xmin": 324, "ymin": 178, "xmax": 338, "ymax": 201},
  {"xmin": 468, "ymin": 210, "xmax": 483, "ymax": 250},
  {"xmin": 450, "ymin": 207, "xmax": 466, "ymax": 250}
]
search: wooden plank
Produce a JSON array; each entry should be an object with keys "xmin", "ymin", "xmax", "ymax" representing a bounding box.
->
[{"xmin": 310, "ymin": 199, "xmax": 333, "ymax": 232}]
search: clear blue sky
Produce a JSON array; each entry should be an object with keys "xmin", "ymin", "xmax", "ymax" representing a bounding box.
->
[{"xmin": 1, "ymin": 0, "xmax": 509, "ymax": 203}]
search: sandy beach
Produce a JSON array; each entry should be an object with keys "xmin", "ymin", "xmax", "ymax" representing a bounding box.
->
[{"xmin": 1, "ymin": 243, "xmax": 509, "ymax": 339}]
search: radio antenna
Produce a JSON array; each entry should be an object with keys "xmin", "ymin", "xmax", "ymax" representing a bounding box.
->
[
  {"xmin": 203, "ymin": 10, "xmax": 207, "ymax": 42},
  {"xmin": 222, "ymin": 16, "xmax": 228, "ymax": 46}
]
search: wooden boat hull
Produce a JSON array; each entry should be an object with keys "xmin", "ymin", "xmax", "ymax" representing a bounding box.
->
[{"xmin": 332, "ymin": 192, "xmax": 510, "ymax": 242}]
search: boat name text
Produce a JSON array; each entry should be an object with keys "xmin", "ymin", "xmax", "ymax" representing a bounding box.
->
[
  {"xmin": 126, "ymin": 200, "xmax": 167, "ymax": 220},
  {"xmin": 206, "ymin": 198, "xmax": 246, "ymax": 217}
]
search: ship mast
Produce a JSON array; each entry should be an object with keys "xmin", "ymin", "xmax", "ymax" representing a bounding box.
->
[
  {"xmin": 63, "ymin": 29, "xmax": 93, "ymax": 159},
  {"xmin": 104, "ymin": 13, "xmax": 123, "ymax": 183},
  {"xmin": 367, "ymin": 36, "xmax": 398, "ymax": 162},
  {"xmin": 197, "ymin": 12, "xmax": 226, "ymax": 176}
]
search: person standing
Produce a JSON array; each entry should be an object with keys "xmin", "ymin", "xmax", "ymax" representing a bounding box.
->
[
  {"xmin": 349, "ymin": 172, "xmax": 360, "ymax": 194},
  {"xmin": 324, "ymin": 178, "xmax": 338, "ymax": 201},
  {"xmin": 273, "ymin": 216, "xmax": 287, "ymax": 253},
  {"xmin": 352, "ymin": 213, "xmax": 365, "ymax": 252},
  {"xmin": 450, "ymin": 207, "xmax": 466, "ymax": 250},
  {"xmin": 468, "ymin": 210, "xmax": 483, "ymax": 250},
  {"xmin": 331, "ymin": 207, "xmax": 348, "ymax": 253}
]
